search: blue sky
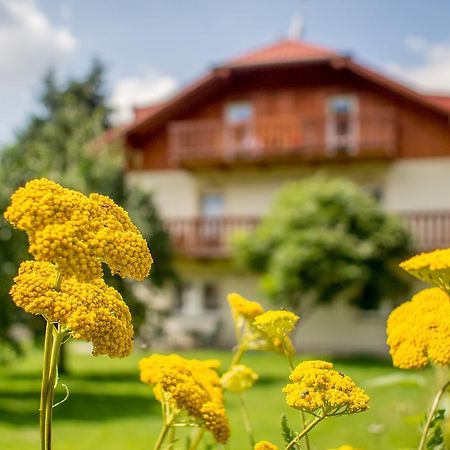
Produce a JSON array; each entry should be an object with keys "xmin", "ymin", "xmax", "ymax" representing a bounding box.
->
[{"xmin": 1, "ymin": 0, "xmax": 450, "ymax": 144}]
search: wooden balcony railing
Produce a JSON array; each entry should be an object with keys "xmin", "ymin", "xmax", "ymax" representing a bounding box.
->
[
  {"xmin": 166, "ymin": 211, "xmax": 450, "ymax": 259},
  {"xmin": 166, "ymin": 216, "xmax": 260, "ymax": 258},
  {"xmin": 168, "ymin": 112, "xmax": 398, "ymax": 167},
  {"xmin": 401, "ymin": 211, "xmax": 450, "ymax": 250}
]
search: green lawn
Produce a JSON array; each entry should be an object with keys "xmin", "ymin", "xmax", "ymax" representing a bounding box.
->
[{"xmin": 0, "ymin": 345, "xmax": 434, "ymax": 449}]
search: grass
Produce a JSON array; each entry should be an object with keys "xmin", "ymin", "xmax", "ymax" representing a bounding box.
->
[{"xmin": 0, "ymin": 344, "xmax": 435, "ymax": 450}]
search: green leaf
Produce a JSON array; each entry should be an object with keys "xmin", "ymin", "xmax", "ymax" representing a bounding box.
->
[
  {"xmin": 281, "ymin": 413, "xmax": 300, "ymax": 449},
  {"xmin": 425, "ymin": 408, "xmax": 446, "ymax": 450}
]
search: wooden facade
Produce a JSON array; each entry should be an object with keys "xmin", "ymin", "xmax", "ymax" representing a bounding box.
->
[
  {"xmin": 122, "ymin": 39, "xmax": 450, "ymax": 259},
  {"xmin": 125, "ymin": 61, "xmax": 450, "ymax": 171}
]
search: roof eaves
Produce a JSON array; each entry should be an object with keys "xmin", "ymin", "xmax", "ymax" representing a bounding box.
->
[{"xmin": 342, "ymin": 59, "xmax": 450, "ymax": 117}]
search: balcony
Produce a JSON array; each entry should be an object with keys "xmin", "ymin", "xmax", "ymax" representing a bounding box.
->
[
  {"xmin": 168, "ymin": 111, "xmax": 398, "ymax": 168},
  {"xmin": 165, "ymin": 216, "xmax": 259, "ymax": 258},
  {"xmin": 166, "ymin": 211, "xmax": 450, "ymax": 259}
]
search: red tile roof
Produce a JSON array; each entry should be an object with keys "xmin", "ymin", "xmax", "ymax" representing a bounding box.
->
[
  {"xmin": 224, "ymin": 38, "xmax": 338, "ymax": 67},
  {"xmin": 425, "ymin": 95, "xmax": 450, "ymax": 112},
  {"xmin": 133, "ymin": 102, "xmax": 166, "ymax": 121},
  {"xmin": 123, "ymin": 38, "xmax": 450, "ymax": 139}
]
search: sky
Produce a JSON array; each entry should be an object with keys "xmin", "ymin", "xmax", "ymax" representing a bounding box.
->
[{"xmin": 1, "ymin": 0, "xmax": 450, "ymax": 144}]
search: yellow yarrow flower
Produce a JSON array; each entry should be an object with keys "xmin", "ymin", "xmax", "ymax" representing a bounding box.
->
[
  {"xmin": 4, "ymin": 178, "xmax": 152, "ymax": 282},
  {"xmin": 139, "ymin": 354, "xmax": 230, "ymax": 444},
  {"xmin": 221, "ymin": 364, "xmax": 258, "ymax": 393},
  {"xmin": 253, "ymin": 310, "xmax": 299, "ymax": 339},
  {"xmin": 400, "ymin": 249, "xmax": 450, "ymax": 290},
  {"xmin": 386, "ymin": 287, "xmax": 450, "ymax": 369},
  {"xmin": 254, "ymin": 441, "xmax": 279, "ymax": 450},
  {"xmin": 200, "ymin": 401, "xmax": 230, "ymax": 444},
  {"xmin": 227, "ymin": 292, "xmax": 264, "ymax": 319},
  {"xmin": 10, "ymin": 260, "xmax": 133, "ymax": 357},
  {"xmin": 328, "ymin": 446, "xmax": 360, "ymax": 450},
  {"xmin": 283, "ymin": 360, "xmax": 369, "ymax": 416}
]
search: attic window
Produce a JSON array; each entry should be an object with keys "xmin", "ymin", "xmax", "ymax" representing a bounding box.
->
[{"xmin": 224, "ymin": 102, "xmax": 253, "ymax": 123}]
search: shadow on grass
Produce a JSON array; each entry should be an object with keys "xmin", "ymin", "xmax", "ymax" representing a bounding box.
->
[
  {"xmin": 0, "ymin": 389, "xmax": 159, "ymax": 426},
  {"xmin": 2, "ymin": 371, "xmax": 140, "ymax": 383}
]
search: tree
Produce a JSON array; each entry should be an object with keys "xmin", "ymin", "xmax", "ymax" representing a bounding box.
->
[
  {"xmin": 0, "ymin": 62, "xmax": 175, "ymax": 360},
  {"xmin": 234, "ymin": 175, "xmax": 412, "ymax": 311}
]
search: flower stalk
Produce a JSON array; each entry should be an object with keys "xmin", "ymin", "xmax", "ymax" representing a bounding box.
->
[
  {"xmin": 40, "ymin": 321, "xmax": 68, "ymax": 450},
  {"xmin": 418, "ymin": 379, "xmax": 450, "ymax": 450},
  {"xmin": 239, "ymin": 394, "xmax": 255, "ymax": 448},
  {"xmin": 284, "ymin": 415, "xmax": 324, "ymax": 450}
]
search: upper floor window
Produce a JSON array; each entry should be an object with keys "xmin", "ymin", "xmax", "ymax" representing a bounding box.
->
[
  {"xmin": 326, "ymin": 95, "xmax": 359, "ymax": 155},
  {"xmin": 224, "ymin": 102, "xmax": 253, "ymax": 124}
]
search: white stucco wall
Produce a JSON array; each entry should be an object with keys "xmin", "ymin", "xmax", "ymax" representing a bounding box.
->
[
  {"xmin": 127, "ymin": 170, "xmax": 199, "ymax": 218},
  {"xmin": 128, "ymin": 157, "xmax": 450, "ymax": 219},
  {"xmin": 384, "ymin": 158, "xmax": 450, "ymax": 212}
]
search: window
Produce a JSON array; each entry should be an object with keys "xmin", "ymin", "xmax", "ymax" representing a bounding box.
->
[
  {"xmin": 326, "ymin": 95, "xmax": 359, "ymax": 155},
  {"xmin": 224, "ymin": 102, "xmax": 253, "ymax": 124},
  {"xmin": 173, "ymin": 281, "xmax": 220, "ymax": 313},
  {"xmin": 173, "ymin": 281, "xmax": 190, "ymax": 310},
  {"xmin": 200, "ymin": 192, "xmax": 224, "ymax": 217},
  {"xmin": 203, "ymin": 283, "xmax": 220, "ymax": 310}
]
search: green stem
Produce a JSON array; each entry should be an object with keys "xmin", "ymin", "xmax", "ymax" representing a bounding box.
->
[
  {"xmin": 153, "ymin": 419, "xmax": 173, "ymax": 450},
  {"xmin": 239, "ymin": 394, "xmax": 255, "ymax": 448},
  {"xmin": 43, "ymin": 326, "xmax": 66, "ymax": 450},
  {"xmin": 418, "ymin": 380, "xmax": 450, "ymax": 450},
  {"xmin": 189, "ymin": 428, "xmax": 205, "ymax": 450},
  {"xmin": 40, "ymin": 271, "xmax": 63, "ymax": 450},
  {"xmin": 229, "ymin": 345, "xmax": 245, "ymax": 369},
  {"xmin": 284, "ymin": 416, "xmax": 324, "ymax": 450},
  {"xmin": 40, "ymin": 321, "xmax": 54, "ymax": 450},
  {"xmin": 281, "ymin": 340, "xmax": 310, "ymax": 450}
]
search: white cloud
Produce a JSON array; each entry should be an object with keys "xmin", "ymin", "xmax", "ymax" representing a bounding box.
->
[
  {"xmin": 110, "ymin": 72, "xmax": 179, "ymax": 124},
  {"xmin": 0, "ymin": 0, "xmax": 78, "ymax": 86},
  {"xmin": 385, "ymin": 36, "xmax": 450, "ymax": 93}
]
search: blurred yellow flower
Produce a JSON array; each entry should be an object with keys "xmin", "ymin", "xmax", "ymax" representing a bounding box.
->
[
  {"xmin": 221, "ymin": 364, "xmax": 258, "ymax": 393},
  {"xmin": 328, "ymin": 446, "xmax": 361, "ymax": 450},
  {"xmin": 386, "ymin": 287, "xmax": 450, "ymax": 369},
  {"xmin": 253, "ymin": 310, "xmax": 299, "ymax": 339},
  {"xmin": 227, "ymin": 292, "xmax": 264, "ymax": 319},
  {"xmin": 400, "ymin": 249, "xmax": 450, "ymax": 290},
  {"xmin": 254, "ymin": 440, "xmax": 279, "ymax": 450},
  {"xmin": 283, "ymin": 360, "xmax": 369, "ymax": 415}
]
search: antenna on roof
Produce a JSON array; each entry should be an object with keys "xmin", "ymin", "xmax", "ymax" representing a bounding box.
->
[{"xmin": 288, "ymin": 13, "xmax": 305, "ymax": 40}]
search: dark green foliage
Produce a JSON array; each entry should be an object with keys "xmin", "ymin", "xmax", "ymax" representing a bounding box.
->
[
  {"xmin": 426, "ymin": 409, "xmax": 446, "ymax": 450},
  {"xmin": 234, "ymin": 175, "xmax": 412, "ymax": 310},
  {"xmin": 281, "ymin": 413, "xmax": 299, "ymax": 449},
  {"xmin": 0, "ymin": 61, "xmax": 175, "ymax": 358}
]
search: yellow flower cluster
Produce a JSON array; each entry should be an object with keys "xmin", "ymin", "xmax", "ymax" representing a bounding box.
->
[
  {"xmin": 400, "ymin": 249, "xmax": 450, "ymax": 290},
  {"xmin": 228, "ymin": 292, "xmax": 264, "ymax": 319},
  {"xmin": 221, "ymin": 364, "xmax": 258, "ymax": 393},
  {"xmin": 4, "ymin": 178, "xmax": 152, "ymax": 281},
  {"xmin": 200, "ymin": 401, "xmax": 230, "ymax": 445},
  {"xmin": 227, "ymin": 293, "xmax": 299, "ymax": 355},
  {"xmin": 283, "ymin": 361, "xmax": 369, "ymax": 416},
  {"xmin": 10, "ymin": 260, "xmax": 133, "ymax": 357},
  {"xmin": 254, "ymin": 441, "xmax": 279, "ymax": 450},
  {"xmin": 253, "ymin": 310, "xmax": 299, "ymax": 339},
  {"xmin": 386, "ymin": 287, "xmax": 450, "ymax": 368},
  {"xmin": 328, "ymin": 446, "xmax": 360, "ymax": 450},
  {"xmin": 139, "ymin": 354, "xmax": 230, "ymax": 444}
]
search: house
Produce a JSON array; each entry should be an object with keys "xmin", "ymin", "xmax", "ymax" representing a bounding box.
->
[{"xmin": 120, "ymin": 38, "xmax": 450, "ymax": 354}]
